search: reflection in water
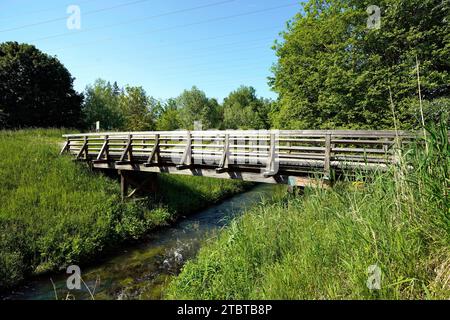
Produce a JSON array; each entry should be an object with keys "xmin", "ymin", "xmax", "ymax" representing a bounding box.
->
[{"xmin": 4, "ymin": 184, "xmax": 278, "ymax": 300}]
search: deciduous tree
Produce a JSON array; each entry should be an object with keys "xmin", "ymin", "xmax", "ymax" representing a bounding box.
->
[
  {"xmin": 176, "ymin": 86, "xmax": 221, "ymax": 129},
  {"xmin": 270, "ymin": 0, "xmax": 450, "ymax": 129},
  {"xmin": 0, "ymin": 42, "xmax": 83, "ymax": 128},
  {"xmin": 82, "ymin": 79, "xmax": 123, "ymax": 130},
  {"xmin": 119, "ymin": 86, "xmax": 158, "ymax": 131},
  {"xmin": 222, "ymin": 86, "xmax": 271, "ymax": 129},
  {"xmin": 156, "ymin": 98, "xmax": 182, "ymax": 131}
]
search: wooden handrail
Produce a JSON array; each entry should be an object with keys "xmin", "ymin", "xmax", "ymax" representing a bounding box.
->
[
  {"xmin": 62, "ymin": 129, "xmax": 417, "ymax": 138},
  {"xmin": 61, "ymin": 129, "xmax": 429, "ymax": 183}
]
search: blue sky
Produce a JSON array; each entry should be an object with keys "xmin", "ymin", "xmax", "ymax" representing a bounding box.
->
[{"xmin": 0, "ymin": 0, "xmax": 301, "ymax": 101}]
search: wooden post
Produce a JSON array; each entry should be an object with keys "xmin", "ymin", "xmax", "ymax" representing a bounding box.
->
[
  {"xmin": 216, "ymin": 134, "xmax": 230, "ymax": 173},
  {"xmin": 324, "ymin": 133, "xmax": 331, "ymax": 180},
  {"xmin": 177, "ymin": 131, "xmax": 192, "ymax": 170},
  {"xmin": 76, "ymin": 136, "xmax": 88, "ymax": 160},
  {"xmin": 117, "ymin": 134, "xmax": 133, "ymax": 164},
  {"xmin": 104, "ymin": 135, "xmax": 110, "ymax": 161},
  {"xmin": 125, "ymin": 172, "xmax": 158, "ymax": 198},
  {"xmin": 96, "ymin": 135, "xmax": 109, "ymax": 162},
  {"xmin": 330, "ymin": 136, "xmax": 335, "ymax": 162},
  {"xmin": 120, "ymin": 171, "xmax": 128, "ymax": 201},
  {"xmin": 84, "ymin": 136, "xmax": 89, "ymax": 159},
  {"xmin": 263, "ymin": 133, "xmax": 278, "ymax": 177},
  {"xmin": 128, "ymin": 134, "xmax": 133, "ymax": 162},
  {"xmin": 145, "ymin": 134, "xmax": 160, "ymax": 167},
  {"xmin": 186, "ymin": 131, "xmax": 192, "ymax": 166},
  {"xmin": 60, "ymin": 138, "xmax": 70, "ymax": 155}
]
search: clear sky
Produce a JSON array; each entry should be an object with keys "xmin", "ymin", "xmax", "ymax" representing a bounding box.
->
[{"xmin": 0, "ymin": 0, "xmax": 300, "ymax": 101}]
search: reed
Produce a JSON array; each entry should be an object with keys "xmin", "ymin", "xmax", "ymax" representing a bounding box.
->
[{"xmin": 167, "ymin": 119, "xmax": 449, "ymax": 299}]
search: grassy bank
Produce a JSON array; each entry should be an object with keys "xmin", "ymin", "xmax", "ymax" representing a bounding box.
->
[
  {"xmin": 167, "ymin": 123, "xmax": 449, "ymax": 299},
  {"xmin": 0, "ymin": 129, "xmax": 246, "ymax": 289}
]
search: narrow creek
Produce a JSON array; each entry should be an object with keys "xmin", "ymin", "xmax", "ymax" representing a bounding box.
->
[{"xmin": 4, "ymin": 184, "xmax": 277, "ymax": 300}]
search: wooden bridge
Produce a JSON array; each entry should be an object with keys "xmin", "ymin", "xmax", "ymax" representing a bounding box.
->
[{"xmin": 60, "ymin": 130, "xmax": 414, "ymax": 197}]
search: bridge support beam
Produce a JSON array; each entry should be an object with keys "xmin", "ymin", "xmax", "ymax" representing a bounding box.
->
[
  {"xmin": 120, "ymin": 171, "xmax": 128, "ymax": 201},
  {"xmin": 119, "ymin": 171, "xmax": 158, "ymax": 201}
]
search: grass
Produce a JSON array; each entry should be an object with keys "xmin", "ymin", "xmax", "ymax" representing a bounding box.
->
[
  {"xmin": 0, "ymin": 128, "xmax": 246, "ymax": 290},
  {"xmin": 166, "ymin": 121, "xmax": 449, "ymax": 300}
]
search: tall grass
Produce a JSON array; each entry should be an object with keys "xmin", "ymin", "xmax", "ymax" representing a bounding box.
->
[
  {"xmin": 0, "ymin": 129, "xmax": 246, "ymax": 289},
  {"xmin": 167, "ymin": 121, "xmax": 449, "ymax": 299}
]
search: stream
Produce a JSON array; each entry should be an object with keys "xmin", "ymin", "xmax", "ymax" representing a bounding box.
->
[{"xmin": 3, "ymin": 184, "xmax": 277, "ymax": 300}]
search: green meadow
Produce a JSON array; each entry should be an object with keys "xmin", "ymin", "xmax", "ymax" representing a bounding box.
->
[
  {"xmin": 167, "ymin": 123, "xmax": 450, "ymax": 299},
  {"xmin": 0, "ymin": 129, "xmax": 246, "ymax": 289}
]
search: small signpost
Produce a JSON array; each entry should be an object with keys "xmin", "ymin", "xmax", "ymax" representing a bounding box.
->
[{"xmin": 95, "ymin": 121, "xmax": 100, "ymax": 132}]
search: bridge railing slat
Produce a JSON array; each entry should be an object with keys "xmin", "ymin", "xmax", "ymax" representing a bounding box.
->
[{"xmin": 62, "ymin": 130, "xmax": 422, "ymax": 178}]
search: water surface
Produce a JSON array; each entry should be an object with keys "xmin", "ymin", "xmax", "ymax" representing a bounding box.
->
[{"xmin": 4, "ymin": 184, "xmax": 277, "ymax": 300}]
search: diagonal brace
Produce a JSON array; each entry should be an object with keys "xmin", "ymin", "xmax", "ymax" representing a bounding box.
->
[{"xmin": 177, "ymin": 131, "xmax": 192, "ymax": 170}]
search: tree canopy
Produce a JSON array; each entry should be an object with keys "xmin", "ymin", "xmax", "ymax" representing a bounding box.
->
[
  {"xmin": 82, "ymin": 79, "xmax": 123, "ymax": 130},
  {"xmin": 0, "ymin": 42, "xmax": 83, "ymax": 128},
  {"xmin": 156, "ymin": 98, "xmax": 182, "ymax": 131},
  {"xmin": 222, "ymin": 86, "xmax": 272, "ymax": 129},
  {"xmin": 270, "ymin": 0, "xmax": 450, "ymax": 129},
  {"xmin": 119, "ymin": 86, "xmax": 159, "ymax": 131},
  {"xmin": 82, "ymin": 80, "xmax": 162, "ymax": 131},
  {"xmin": 176, "ymin": 86, "xmax": 221, "ymax": 129},
  {"xmin": 80, "ymin": 82, "xmax": 274, "ymax": 131},
  {"xmin": 6, "ymin": 1, "xmax": 448, "ymax": 134}
]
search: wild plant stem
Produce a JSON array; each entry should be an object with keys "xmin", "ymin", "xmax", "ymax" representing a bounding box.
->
[
  {"xmin": 50, "ymin": 278, "xmax": 58, "ymax": 300},
  {"xmin": 416, "ymin": 55, "xmax": 429, "ymax": 153}
]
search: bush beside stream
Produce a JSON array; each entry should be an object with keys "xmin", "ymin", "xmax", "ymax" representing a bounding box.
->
[{"xmin": 0, "ymin": 129, "xmax": 246, "ymax": 289}]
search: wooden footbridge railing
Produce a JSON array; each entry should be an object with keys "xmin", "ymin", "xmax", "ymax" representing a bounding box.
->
[{"xmin": 60, "ymin": 130, "xmax": 415, "ymax": 193}]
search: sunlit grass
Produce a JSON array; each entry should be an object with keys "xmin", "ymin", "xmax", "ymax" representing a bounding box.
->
[
  {"xmin": 167, "ymin": 121, "xmax": 449, "ymax": 300},
  {"xmin": 0, "ymin": 129, "xmax": 246, "ymax": 289}
]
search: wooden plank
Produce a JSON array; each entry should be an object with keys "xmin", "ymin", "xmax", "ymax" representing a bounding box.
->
[
  {"xmin": 62, "ymin": 129, "xmax": 418, "ymax": 139},
  {"xmin": 177, "ymin": 131, "xmax": 192, "ymax": 170},
  {"xmin": 279, "ymin": 153, "xmax": 325, "ymax": 160},
  {"xmin": 216, "ymin": 134, "xmax": 230, "ymax": 173},
  {"xmin": 332, "ymin": 147, "xmax": 393, "ymax": 154},
  {"xmin": 95, "ymin": 135, "xmax": 109, "ymax": 162},
  {"xmin": 263, "ymin": 133, "xmax": 278, "ymax": 177},
  {"xmin": 82, "ymin": 142, "xmax": 104, "ymax": 146},
  {"xmin": 76, "ymin": 137, "xmax": 88, "ymax": 160},
  {"xmin": 278, "ymin": 138, "xmax": 324, "ymax": 143},
  {"xmin": 333, "ymin": 156, "xmax": 392, "ymax": 164},
  {"xmin": 144, "ymin": 134, "xmax": 160, "ymax": 167},
  {"xmin": 117, "ymin": 134, "xmax": 133, "ymax": 164},
  {"xmin": 324, "ymin": 133, "xmax": 331, "ymax": 179},
  {"xmin": 59, "ymin": 140, "xmax": 70, "ymax": 155},
  {"xmin": 120, "ymin": 171, "xmax": 128, "ymax": 201},
  {"xmin": 331, "ymin": 139, "xmax": 395, "ymax": 145},
  {"xmin": 277, "ymin": 146, "xmax": 325, "ymax": 152},
  {"xmin": 63, "ymin": 129, "xmax": 443, "ymax": 186},
  {"xmin": 93, "ymin": 162, "xmax": 285, "ymax": 184}
]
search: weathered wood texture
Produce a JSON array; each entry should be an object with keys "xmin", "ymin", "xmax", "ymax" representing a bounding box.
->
[{"xmin": 61, "ymin": 130, "xmax": 417, "ymax": 186}]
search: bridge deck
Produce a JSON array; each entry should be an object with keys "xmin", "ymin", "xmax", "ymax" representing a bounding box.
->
[{"xmin": 61, "ymin": 130, "xmax": 415, "ymax": 187}]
